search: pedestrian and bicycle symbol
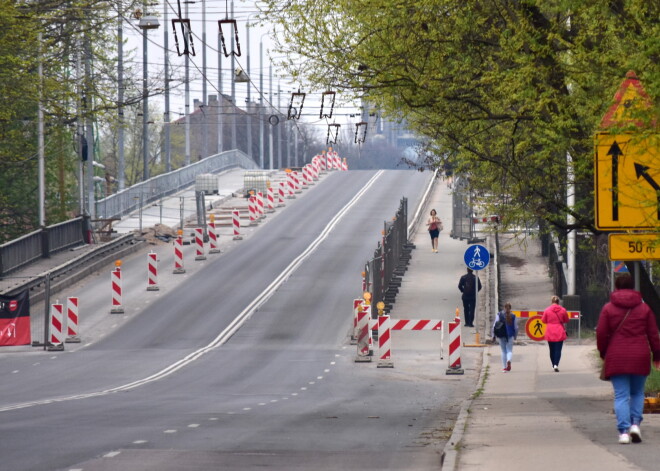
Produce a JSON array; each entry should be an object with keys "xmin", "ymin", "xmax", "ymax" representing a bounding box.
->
[{"xmin": 463, "ymin": 244, "xmax": 490, "ymax": 271}]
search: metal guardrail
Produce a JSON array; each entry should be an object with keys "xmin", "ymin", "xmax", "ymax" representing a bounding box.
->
[
  {"xmin": 2, "ymin": 232, "xmax": 143, "ymax": 302},
  {"xmin": 0, "ymin": 218, "xmax": 86, "ymax": 277},
  {"xmin": 96, "ymin": 150, "xmax": 257, "ymax": 221}
]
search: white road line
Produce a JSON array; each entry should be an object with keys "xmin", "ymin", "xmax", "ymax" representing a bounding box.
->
[{"xmin": 0, "ymin": 171, "xmax": 384, "ymax": 414}]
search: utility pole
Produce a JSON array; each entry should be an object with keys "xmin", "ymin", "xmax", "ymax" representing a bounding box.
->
[
  {"xmin": 117, "ymin": 6, "xmax": 125, "ymax": 190},
  {"xmin": 163, "ymin": 1, "xmax": 171, "ymax": 172}
]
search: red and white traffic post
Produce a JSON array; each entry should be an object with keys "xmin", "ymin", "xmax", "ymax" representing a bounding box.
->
[
  {"xmin": 147, "ymin": 251, "xmax": 159, "ymax": 291},
  {"xmin": 208, "ymin": 214, "xmax": 221, "ymax": 254},
  {"xmin": 354, "ymin": 302, "xmax": 372, "ymax": 362},
  {"xmin": 48, "ymin": 301, "xmax": 65, "ymax": 351},
  {"xmin": 248, "ymin": 196, "xmax": 258, "ymax": 224},
  {"xmin": 446, "ymin": 320, "xmax": 464, "ymax": 375},
  {"xmin": 194, "ymin": 227, "xmax": 206, "ymax": 261},
  {"xmin": 286, "ymin": 172, "xmax": 295, "ymax": 198},
  {"xmin": 173, "ymin": 230, "xmax": 186, "ymax": 274},
  {"xmin": 266, "ymin": 187, "xmax": 275, "ymax": 212},
  {"xmin": 232, "ymin": 209, "xmax": 242, "ymax": 240},
  {"xmin": 111, "ymin": 260, "xmax": 124, "ymax": 314},
  {"xmin": 278, "ymin": 181, "xmax": 286, "ymax": 206},
  {"xmin": 377, "ymin": 315, "xmax": 394, "ymax": 368},
  {"xmin": 257, "ymin": 191, "xmax": 265, "ymax": 218},
  {"xmin": 65, "ymin": 296, "xmax": 80, "ymax": 343}
]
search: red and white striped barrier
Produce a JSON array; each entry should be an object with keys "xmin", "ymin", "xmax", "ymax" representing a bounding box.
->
[
  {"xmin": 390, "ymin": 319, "xmax": 443, "ymax": 331},
  {"xmin": 194, "ymin": 227, "xmax": 206, "ymax": 261},
  {"xmin": 147, "ymin": 251, "xmax": 159, "ymax": 291},
  {"xmin": 278, "ymin": 182, "xmax": 286, "ymax": 206},
  {"xmin": 208, "ymin": 219, "xmax": 221, "ymax": 253},
  {"xmin": 286, "ymin": 173, "xmax": 295, "ymax": 198},
  {"xmin": 267, "ymin": 187, "xmax": 275, "ymax": 212},
  {"xmin": 354, "ymin": 304, "xmax": 372, "ymax": 362},
  {"xmin": 48, "ymin": 301, "xmax": 64, "ymax": 350},
  {"xmin": 173, "ymin": 235, "xmax": 185, "ymax": 274},
  {"xmin": 342, "ymin": 158, "xmax": 348, "ymax": 171},
  {"xmin": 65, "ymin": 296, "xmax": 80, "ymax": 343},
  {"xmin": 377, "ymin": 316, "xmax": 393, "ymax": 368},
  {"xmin": 248, "ymin": 196, "xmax": 258, "ymax": 224},
  {"xmin": 292, "ymin": 171, "xmax": 302, "ymax": 193},
  {"xmin": 232, "ymin": 209, "xmax": 242, "ymax": 240},
  {"xmin": 352, "ymin": 298, "xmax": 364, "ymax": 343},
  {"xmin": 256, "ymin": 191, "xmax": 265, "ymax": 218},
  {"xmin": 446, "ymin": 320, "xmax": 464, "ymax": 374},
  {"xmin": 301, "ymin": 166, "xmax": 310, "ymax": 186},
  {"xmin": 111, "ymin": 267, "xmax": 124, "ymax": 314}
]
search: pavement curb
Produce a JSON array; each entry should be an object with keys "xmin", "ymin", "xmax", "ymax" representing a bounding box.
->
[{"xmin": 441, "ymin": 346, "xmax": 488, "ymax": 470}]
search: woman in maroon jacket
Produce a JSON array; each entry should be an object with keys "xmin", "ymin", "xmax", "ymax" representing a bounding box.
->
[{"xmin": 597, "ymin": 273, "xmax": 660, "ymax": 445}]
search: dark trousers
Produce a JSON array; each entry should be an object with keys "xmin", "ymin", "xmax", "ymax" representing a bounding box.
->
[
  {"xmin": 548, "ymin": 341, "xmax": 564, "ymax": 366},
  {"xmin": 462, "ymin": 297, "xmax": 476, "ymax": 326}
]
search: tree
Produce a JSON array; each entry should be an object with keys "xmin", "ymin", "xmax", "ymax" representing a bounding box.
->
[
  {"xmin": 0, "ymin": 1, "xmax": 143, "ymax": 242},
  {"xmin": 260, "ymin": 0, "xmax": 660, "ymax": 320}
]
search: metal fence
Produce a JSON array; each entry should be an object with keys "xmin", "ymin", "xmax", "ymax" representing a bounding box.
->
[
  {"xmin": 363, "ymin": 197, "xmax": 413, "ymax": 314},
  {"xmin": 95, "ymin": 150, "xmax": 257, "ymax": 221},
  {"xmin": 0, "ymin": 218, "xmax": 85, "ymax": 277},
  {"xmin": 450, "ymin": 176, "xmax": 474, "ymax": 241}
]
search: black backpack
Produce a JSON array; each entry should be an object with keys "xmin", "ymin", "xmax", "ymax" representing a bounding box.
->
[
  {"xmin": 463, "ymin": 275, "xmax": 475, "ymax": 294},
  {"xmin": 493, "ymin": 312, "xmax": 508, "ymax": 338}
]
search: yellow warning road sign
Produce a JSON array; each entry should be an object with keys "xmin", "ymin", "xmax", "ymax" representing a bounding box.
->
[
  {"xmin": 525, "ymin": 316, "xmax": 546, "ymax": 341},
  {"xmin": 595, "ymin": 133, "xmax": 660, "ymax": 230},
  {"xmin": 608, "ymin": 233, "xmax": 660, "ymax": 260}
]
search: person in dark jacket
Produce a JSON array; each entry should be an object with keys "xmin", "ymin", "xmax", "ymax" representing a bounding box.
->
[
  {"xmin": 597, "ymin": 273, "xmax": 660, "ymax": 445},
  {"xmin": 541, "ymin": 296, "xmax": 569, "ymax": 372},
  {"xmin": 458, "ymin": 268, "xmax": 482, "ymax": 327}
]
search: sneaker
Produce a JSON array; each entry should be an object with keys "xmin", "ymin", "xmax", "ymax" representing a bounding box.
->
[
  {"xmin": 501, "ymin": 368, "xmax": 508, "ymax": 373},
  {"xmin": 506, "ymin": 361, "xmax": 511, "ymax": 371},
  {"xmin": 629, "ymin": 425, "xmax": 642, "ymax": 443},
  {"xmin": 618, "ymin": 433, "xmax": 631, "ymax": 444},
  {"xmin": 553, "ymin": 365, "xmax": 559, "ymax": 372}
]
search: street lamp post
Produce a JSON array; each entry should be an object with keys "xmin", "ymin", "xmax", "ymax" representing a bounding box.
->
[{"xmin": 138, "ymin": 12, "xmax": 160, "ymax": 181}]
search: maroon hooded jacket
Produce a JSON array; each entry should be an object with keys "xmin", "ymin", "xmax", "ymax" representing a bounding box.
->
[{"xmin": 597, "ymin": 289, "xmax": 660, "ymax": 379}]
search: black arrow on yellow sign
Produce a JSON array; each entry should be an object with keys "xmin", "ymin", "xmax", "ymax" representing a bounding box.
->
[
  {"xmin": 634, "ymin": 162, "xmax": 660, "ymax": 219},
  {"xmin": 607, "ymin": 141, "xmax": 623, "ymax": 221}
]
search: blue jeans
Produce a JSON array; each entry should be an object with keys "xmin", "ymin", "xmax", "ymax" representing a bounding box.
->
[
  {"xmin": 498, "ymin": 336, "xmax": 513, "ymax": 368},
  {"xmin": 610, "ymin": 374, "xmax": 647, "ymax": 433}
]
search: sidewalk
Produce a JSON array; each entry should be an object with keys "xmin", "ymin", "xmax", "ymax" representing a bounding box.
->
[{"xmin": 442, "ymin": 233, "xmax": 658, "ymax": 471}]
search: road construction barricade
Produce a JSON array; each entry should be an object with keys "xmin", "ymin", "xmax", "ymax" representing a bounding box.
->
[
  {"xmin": 173, "ymin": 234, "xmax": 185, "ymax": 274},
  {"xmin": 248, "ymin": 196, "xmax": 258, "ymax": 224},
  {"xmin": 372, "ymin": 317, "xmax": 444, "ymax": 368},
  {"xmin": 208, "ymin": 217, "xmax": 221, "ymax": 254},
  {"xmin": 512, "ymin": 310, "xmax": 581, "ymax": 341}
]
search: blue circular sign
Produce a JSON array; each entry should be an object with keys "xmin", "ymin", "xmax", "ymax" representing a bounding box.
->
[{"xmin": 463, "ymin": 244, "xmax": 490, "ymax": 271}]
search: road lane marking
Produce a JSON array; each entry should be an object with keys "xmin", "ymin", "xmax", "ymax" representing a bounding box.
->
[{"xmin": 0, "ymin": 171, "xmax": 384, "ymax": 413}]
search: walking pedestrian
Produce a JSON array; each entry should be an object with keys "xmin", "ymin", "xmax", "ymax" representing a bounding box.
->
[
  {"xmin": 426, "ymin": 209, "xmax": 442, "ymax": 253},
  {"xmin": 491, "ymin": 302, "xmax": 518, "ymax": 372},
  {"xmin": 541, "ymin": 295, "xmax": 569, "ymax": 372},
  {"xmin": 597, "ymin": 273, "xmax": 660, "ymax": 444},
  {"xmin": 458, "ymin": 268, "xmax": 481, "ymax": 327}
]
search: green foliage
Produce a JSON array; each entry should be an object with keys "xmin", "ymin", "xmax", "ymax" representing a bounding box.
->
[
  {"xmin": 0, "ymin": 1, "xmax": 142, "ymax": 242},
  {"xmin": 260, "ymin": 0, "xmax": 660, "ymax": 233}
]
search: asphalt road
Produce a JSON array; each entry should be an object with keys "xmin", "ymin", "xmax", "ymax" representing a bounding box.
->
[{"xmin": 0, "ymin": 170, "xmax": 471, "ymax": 471}]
